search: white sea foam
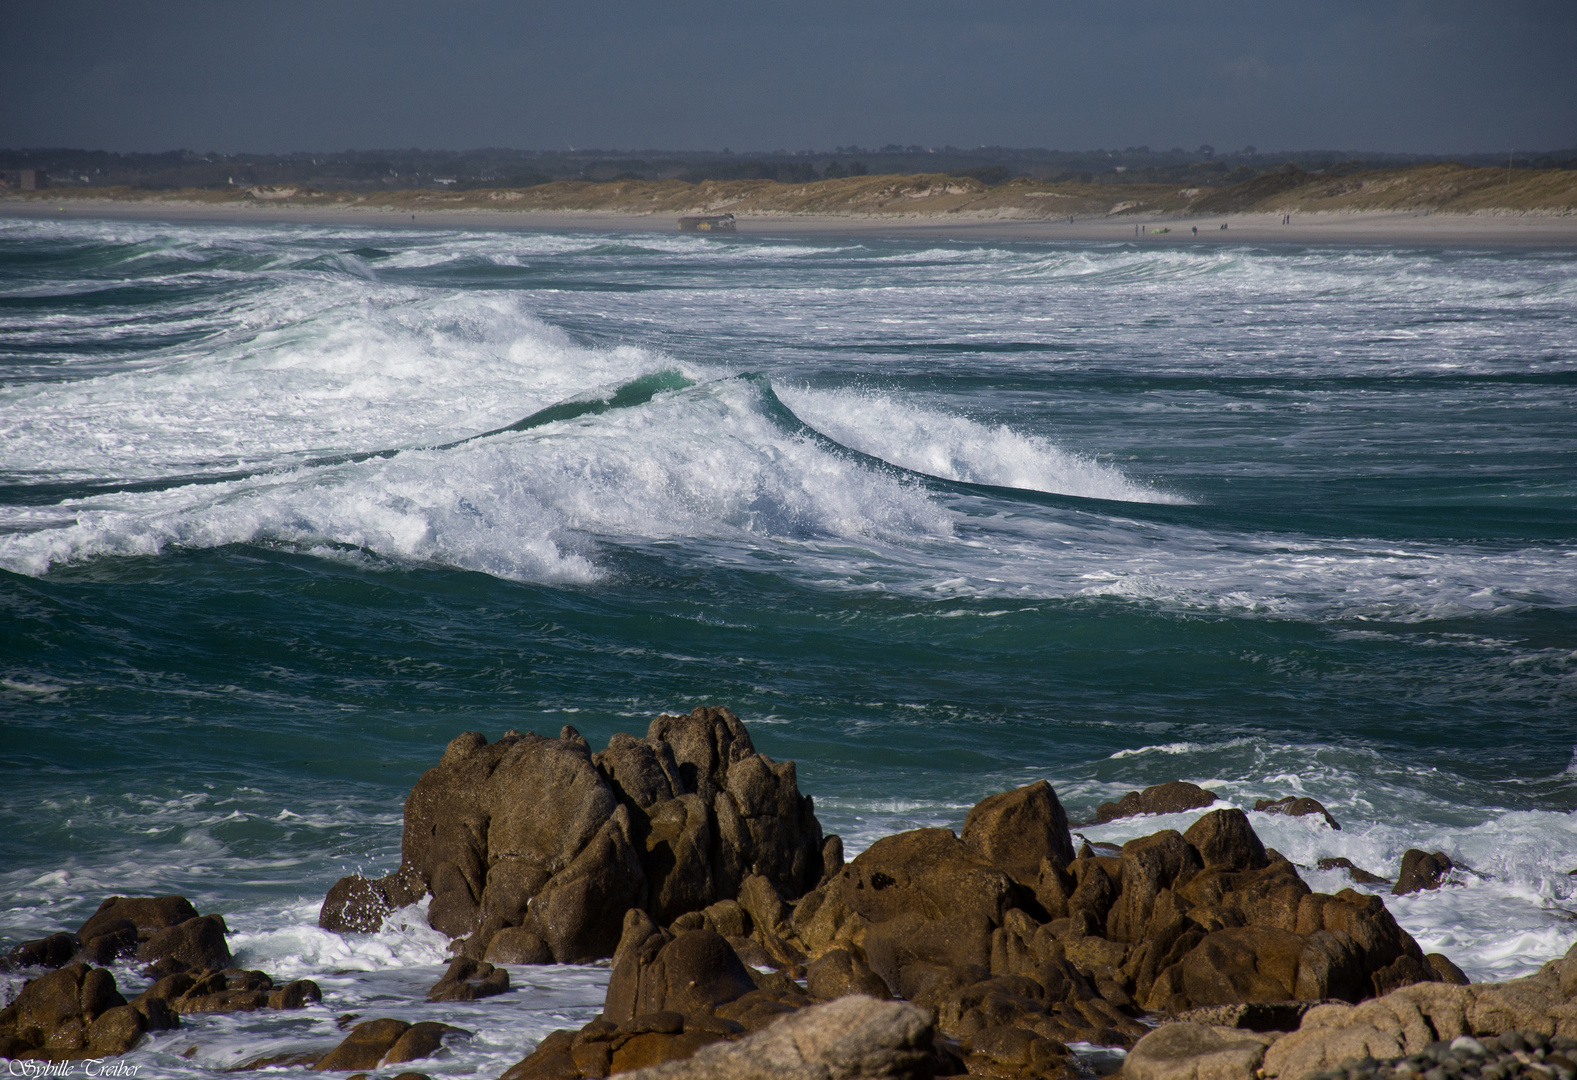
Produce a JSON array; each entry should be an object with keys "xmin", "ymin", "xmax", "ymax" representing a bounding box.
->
[{"xmin": 778, "ymin": 385, "xmax": 1185, "ymax": 503}]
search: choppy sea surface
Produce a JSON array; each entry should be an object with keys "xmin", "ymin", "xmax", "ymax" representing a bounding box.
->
[{"xmin": 2, "ymin": 216, "xmax": 1575, "ymax": 1075}]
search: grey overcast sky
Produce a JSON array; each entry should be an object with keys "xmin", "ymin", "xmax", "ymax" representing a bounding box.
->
[{"xmin": 2, "ymin": 0, "xmax": 1574, "ymax": 155}]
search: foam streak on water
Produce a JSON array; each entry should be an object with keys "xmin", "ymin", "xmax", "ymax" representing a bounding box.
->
[{"xmin": 1, "ymin": 218, "xmax": 1574, "ymax": 1076}]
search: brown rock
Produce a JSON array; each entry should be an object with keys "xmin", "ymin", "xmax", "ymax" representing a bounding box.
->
[
  {"xmin": 962, "ymin": 780, "xmax": 1077, "ymax": 885},
  {"xmin": 1183, "ymin": 810, "xmax": 1268, "ymax": 873},
  {"xmin": 572, "ymin": 1040, "xmax": 613, "ymax": 1078},
  {"xmin": 0, "ymin": 963, "xmax": 131, "ymax": 1061},
  {"xmin": 1392, "ymin": 849, "xmax": 1453, "ymax": 895},
  {"xmin": 314, "ymin": 1017, "xmax": 412, "ymax": 1071},
  {"xmin": 837, "ymin": 828, "xmax": 1021, "ymax": 992},
  {"xmin": 1254, "ymin": 797, "xmax": 1340, "ymax": 831},
  {"xmin": 606, "ymin": 909, "xmax": 670, "ymax": 1024},
  {"xmin": 627, "ymin": 928, "xmax": 758, "ymax": 1018},
  {"xmin": 612, "ymin": 1031, "xmax": 728, "ymax": 1072},
  {"xmin": 966, "ymin": 1023, "xmax": 1070, "ymax": 1068},
  {"xmin": 1166, "ymin": 926, "xmax": 1305, "ymax": 1007},
  {"xmin": 3, "ymin": 933, "xmax": 79, "ymax": 971},
  {"xmin": 84, "ymin": 1005, "xmax": 145, "ymax": 1056},
  {"xmin": 1096, "ymin": 782, "xmax": 1216, "ymax": 824},
  {"xmin": 318, "ymin": 874, "xmax": 388, "ymax": 934},
  {"xmin": 329, "ymin": 709, "xmax": 826, "ymax": 963},
  {"xmin": 1122, "ymin": 1022, "xmax": 1276, "ymax": 1080},
  {"xmin": 74, "ymin": 920, "xmax": 139, "ymax": 966},
  {"xmin": 427, "ymin": 957, "xmax": 510, "ymax": 1002},
  {"xmin": 736, "ymin": 874, "xmax": 787, "ymax": 937},
  {"xmin": 267, "ymin": 979, "xmax": 323, "ymax": 1009},
  {"xmin": 1558, "ymin": 939, "xmax": 1577, "ymax": 999},
  {"xmin": 485, "ymin": 925, "xmax": 555, "ymax": 965},
  {"xmin": 383, "ymin": 1021, "xmax": 467, "ymax": 1064},
  {"xmin": 604, "ymin": 995, "xmax": 936, "ymax": 1080},
  {"xmin": 78, "ymin": 895, "xmax": 201, "ymax": 940},
  {"xmin": 135, "ymin": 914, "xmax": 233, "ymax": 971},
  {"xmin": 807, "ymin": 947, "xmax": 893, "ymax": 1001},
  {"xmin": 501, "ymin": 1029, "xmax": 579, "ymax": 1080},
  {"xmin": 1315, "ymin": 857, "xmax": 1388, "ymax": 885},
  {"xmin": 1107, "ymin": 831, "xmax": 1203, "ymax": 944},
  {"xmin": 1425, "ymin": 953, "xmax": 1469, "ymax": 986}
]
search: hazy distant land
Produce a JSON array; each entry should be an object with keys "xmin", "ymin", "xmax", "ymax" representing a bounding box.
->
[{"xmin": 5, "ymin": 163, "xmax": 1574, "ymax": 243}]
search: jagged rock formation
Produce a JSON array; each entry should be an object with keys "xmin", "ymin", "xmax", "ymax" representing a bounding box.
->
[
  {"xmin": 319, "ymin": 707, "xmax": 832, "ymax": 965},
  {"xmin": 500, "ymin": 764, "xmax": 1466, "ymax": 1080}
]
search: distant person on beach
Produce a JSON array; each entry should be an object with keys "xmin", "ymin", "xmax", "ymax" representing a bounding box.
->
[{"xmin": 1192, "ymin": 226, "xmax": 1198, "ymax": 236}]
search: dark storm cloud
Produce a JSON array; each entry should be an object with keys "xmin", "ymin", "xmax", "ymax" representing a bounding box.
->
[{"xmin": 2, "ymin": 0, "xmax": 1573, "ymax": 154}]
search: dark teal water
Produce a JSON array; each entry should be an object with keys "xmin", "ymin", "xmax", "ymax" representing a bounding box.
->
[{"xmin": 1, "ymin": 219, "xmax": 1575, "ymax": 1069}]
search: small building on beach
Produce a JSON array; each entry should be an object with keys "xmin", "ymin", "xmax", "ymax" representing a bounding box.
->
[{"xmin": 678, "ymin": 214, "xmax": 736, "ymax": 232}]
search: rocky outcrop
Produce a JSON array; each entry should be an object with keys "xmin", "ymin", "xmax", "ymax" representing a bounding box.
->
[
  {"xmin": 427, "ymin": 957, "xmax": 510, "ymax": 1002},
  {"xmin": 1120, "ymin": 942, "xmax": 1577, "ymax": 1080},
  {"xmin": 130, "ymin": 966, "xmax": 322, "ymax": 1015},
  {"xmin": 0, "ymin": 963, "xmax": 176, "ymax": 1061},
  {"xmin": 1254, "ymin": 796, "xmax": 1341, "ymax": 831},
  {"xmin": 618, "ymin": 996, "xmax": 941, "ymax": 1080},
  {"xmin": 319, "ymin": 707, "xmax": 830, "ymax": 965},
  {"xmin": 1316, "ymin": 858, "xmax": 1389, "ymax": 886},
  {"xmin": 506, "ymin": 995, "xmax": 944, "ymax": 1080},
  {"xmin": 791, "ymin": 797, "xmax": 1450, "ymax": 1046},
  {"xmin": 499, "ymin": 770, "xmax": 1464, "ymax": 1080},
  {"xmin": 1393, "ymin": 850, "xmax": 1454, "ymax": 895},
  {"xmin": 314, "ymin": 1019, "xmax": 468, "ymax": 1072},
  {"xmin": 1096, "ymin": 783, "xmax": 1218, "ymax": 824},
  {"xmin": 3, "ymin": 894, "xmax": 231, "ymax": 972}
]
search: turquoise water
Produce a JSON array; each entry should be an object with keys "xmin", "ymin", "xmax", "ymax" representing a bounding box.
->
[{"xmin": 1, "ymin": 216, "xmax": 1575, "ymax": 1072}]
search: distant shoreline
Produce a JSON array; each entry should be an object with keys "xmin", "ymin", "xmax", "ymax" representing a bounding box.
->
[{"xmin": 4, "ymin": 196, "xmax": 1575, "ymax": 246}]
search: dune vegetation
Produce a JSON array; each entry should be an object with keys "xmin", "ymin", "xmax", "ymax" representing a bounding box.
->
[{"xmin": 7, "ymin": 163, "xmax": 1575, "ymax": 219}]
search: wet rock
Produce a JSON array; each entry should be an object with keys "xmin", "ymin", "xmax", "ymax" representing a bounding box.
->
[
  {"xmin": 318, "ymin": 864, "xmax": 428, "ymax": 934},
  {"xmin": 268, "ymin": 979, "xmax": 325, "ymax": 1009},
  {"xmin": 1393, "ymin": 850, "xmax": 1454, "ymax": 895},
  {"xmin": 1316, "ymin": 857, "xmax": 1389, "ymax": 886},
  {"xmin": 0, "ymin": 963, "xmax": 145, "ymax": 1061},
  {"xmin": 501, "ymin": 1029, "xmax": 579, "ymax": 1080},
  {"xmin": 314, "ymin": 1017, "xmax": 412, "ymax": 1071},
  {"xmin": 427, "ymin": 957, "xmax": 510, "ymax": 1002},
  {"xmin": 73, "ymin": 920, "xmax": 139, "ymax": 966},
  {"xmin": 79, "ymin": 895, "xmax": 201, "ymax": 940},
  {"xmin": 1095, "ymin": 782, "xmax": 1217, "ymax": 824},
  {"xmin": 129, "ymin": 965, "xmax": 318, "ymax": 1017},
  {"xmin": 1254, "ymin": 797, "xmax": 1341, "ymax": 831},
  {"xmin": 2, "ymin": 932, "xmax": 79, "ymax": 971},
  {"xmin": 383, "ymin": 1021, "xmax": 468, "ymax": 1065},
  {"xmin": 4, "ymin": 894, "xmax": 214, "ymax": 974},
  {"xmin": 136, "ymin": 914, "xmax": 233, "ymax": 971}
]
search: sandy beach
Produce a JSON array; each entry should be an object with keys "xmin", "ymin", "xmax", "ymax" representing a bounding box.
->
[{"xmin": 4, "ymin": 197, "xmax": 1575, "ymax": 246}]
